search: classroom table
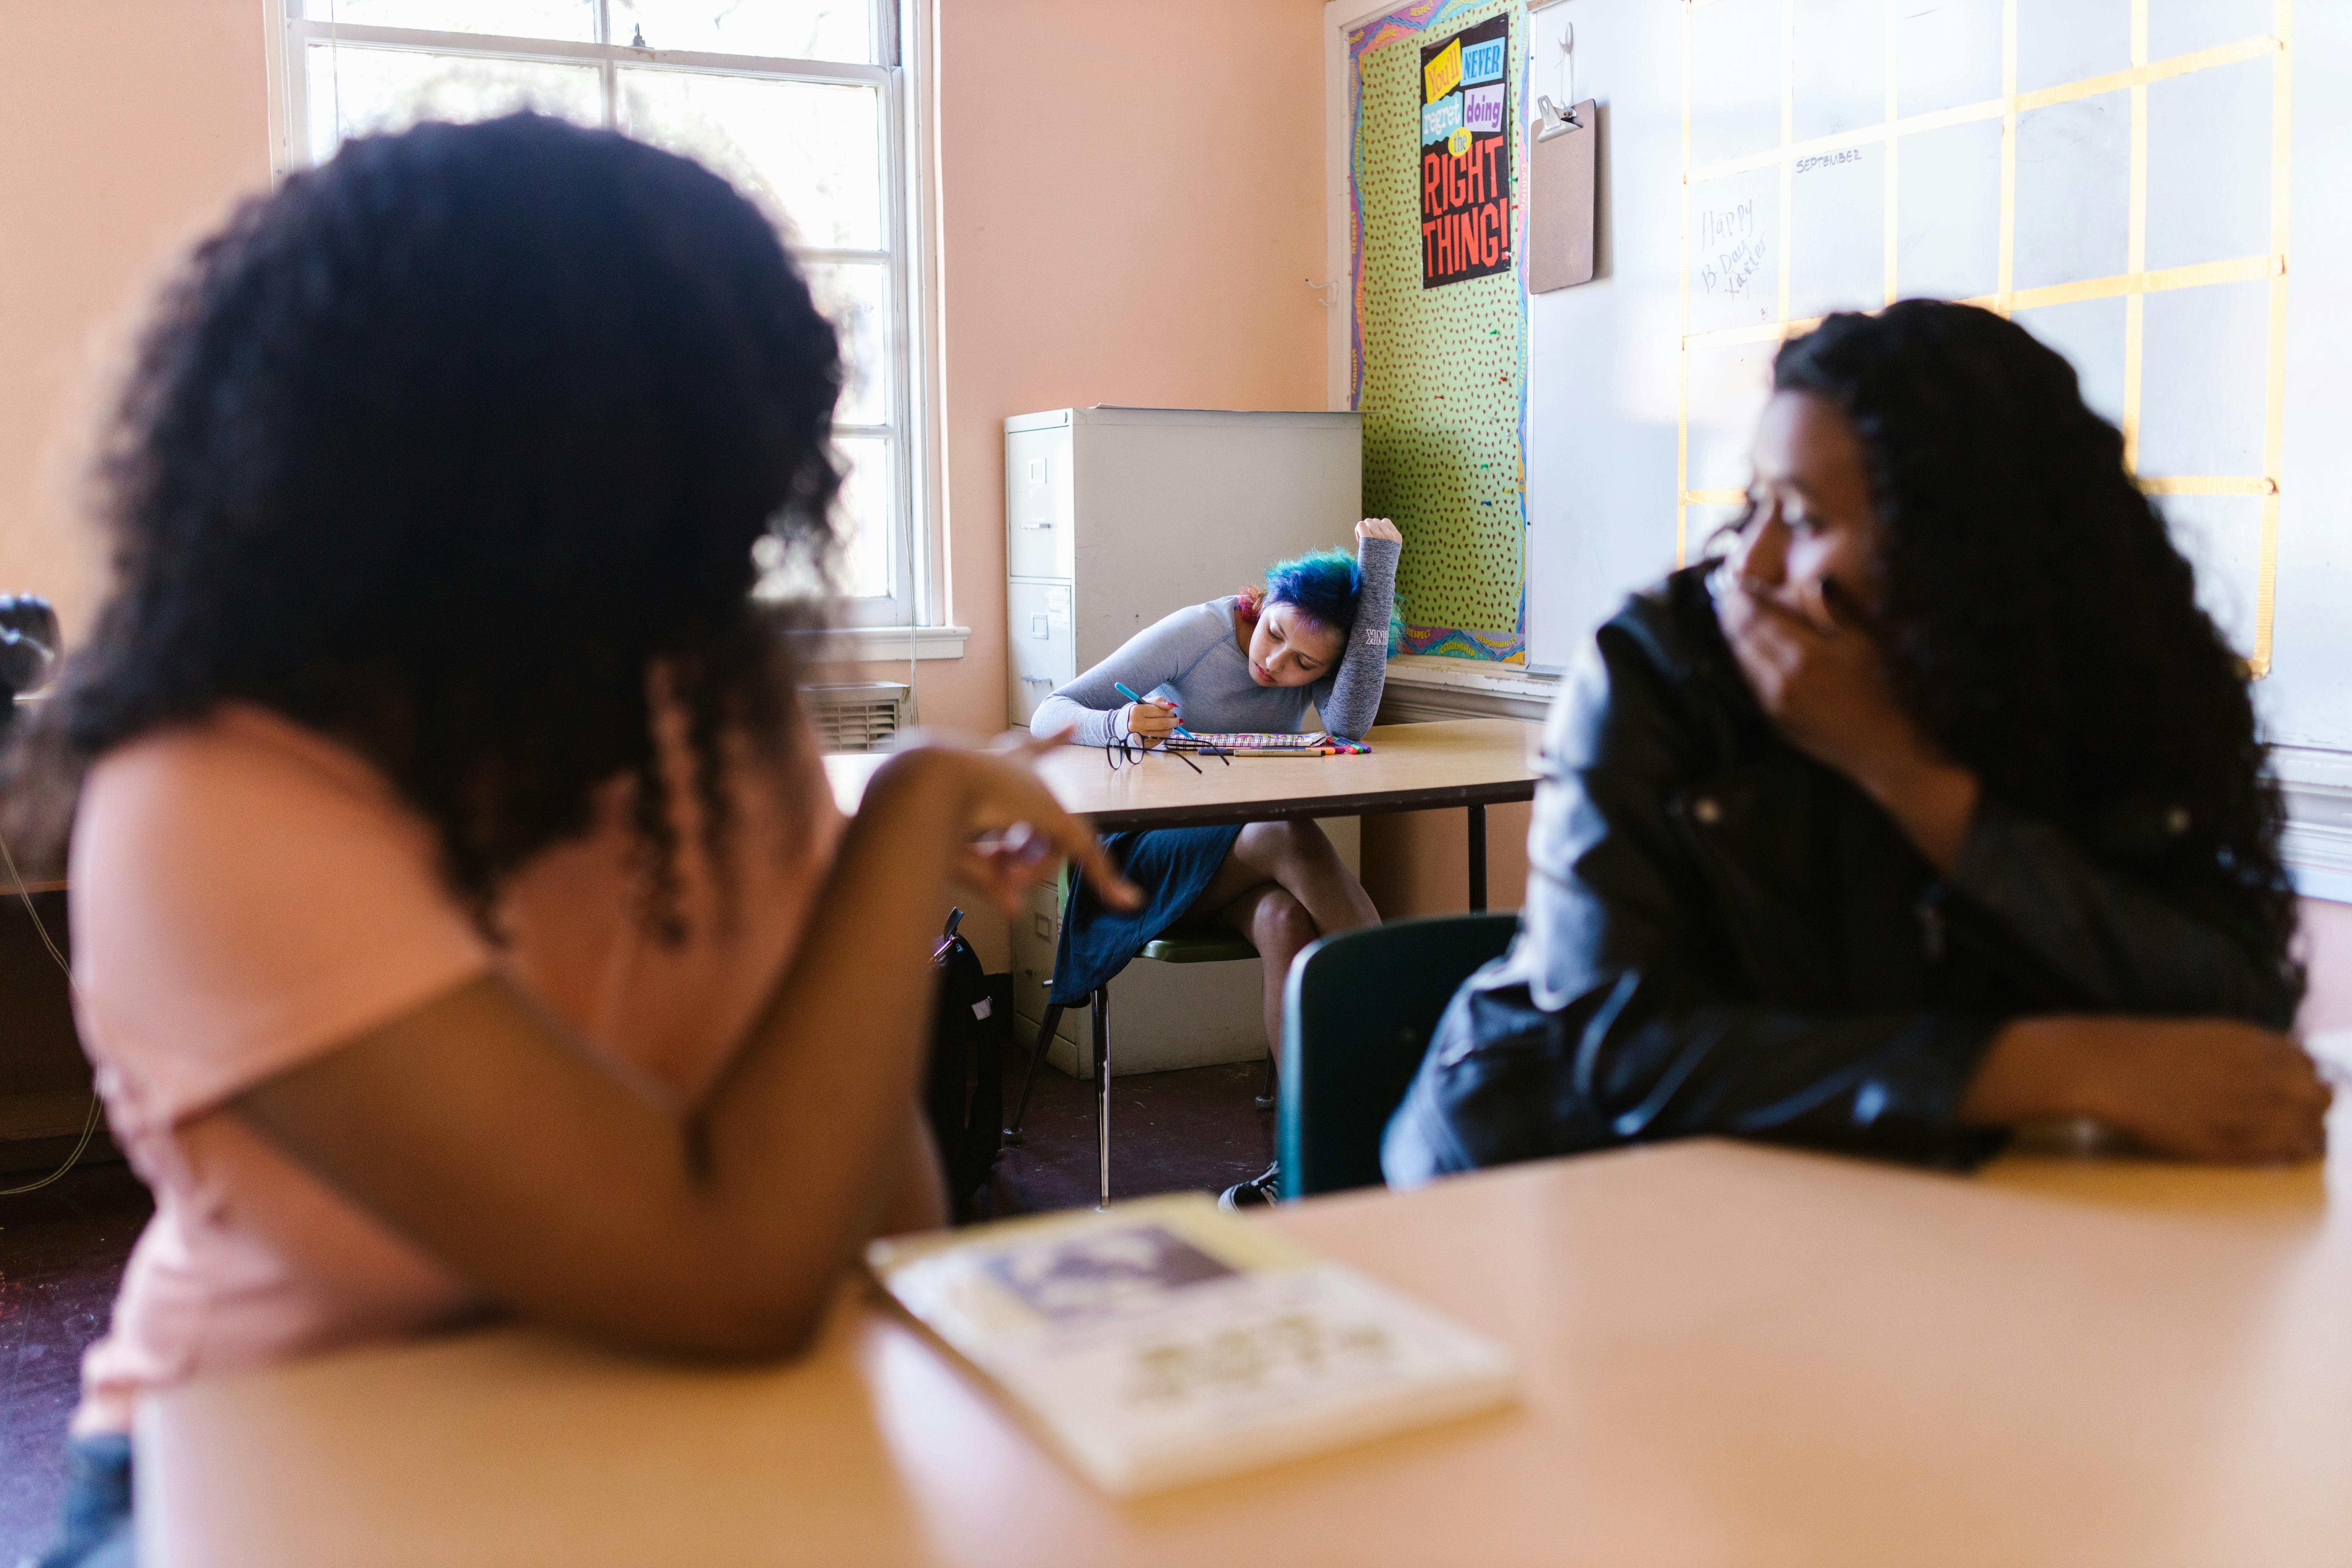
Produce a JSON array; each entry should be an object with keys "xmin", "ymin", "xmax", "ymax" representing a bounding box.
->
[
  {"xmin": 138, "ymin": 1102, "xmax": 2352, "ymax": 1568},
  {"xmin": 823, "ymin": 717, "xmax": 1543, "ymax": 911}
]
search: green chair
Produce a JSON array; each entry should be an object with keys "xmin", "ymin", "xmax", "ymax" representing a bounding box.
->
[
  {"xmin": 1004, "ymin": 870, "xmax": 1265, "ymax": 1210},
  {"xmin": 1278, "ymin": 912, "xmax": 1519, "ymax": 1199}
]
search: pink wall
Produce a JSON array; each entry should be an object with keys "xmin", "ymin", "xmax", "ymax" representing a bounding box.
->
[
  {"xmin": 853, "ymin": 0, "xmax": 1334, "ymax": 732},
  {"xmin": 0, "ymin": 1, "xmax": 272, "ymax": 639}
]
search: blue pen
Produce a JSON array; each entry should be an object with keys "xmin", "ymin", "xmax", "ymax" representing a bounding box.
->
[{"xmin": 1112, "ymin": 681, "xmax": 1203, "ymax": 742}]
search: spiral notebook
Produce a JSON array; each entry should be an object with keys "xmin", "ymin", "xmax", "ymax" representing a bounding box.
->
[{"xmin": 1162, "ymin": 730, "xmax": 1371, "ymax": 757}]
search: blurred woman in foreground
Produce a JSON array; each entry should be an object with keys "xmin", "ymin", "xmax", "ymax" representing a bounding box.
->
[{"xmin": 19, "ymin": 113, "xmax": 1129, "ymax": 1567}]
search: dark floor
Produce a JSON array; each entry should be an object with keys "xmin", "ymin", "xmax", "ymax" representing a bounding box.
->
[
  {"xmin": 0, "ymin": 1158, "xmax": 152, "ymax": 1568},
  {"xmin": 986, "ymin": 1054, "xmax": 1277, "ymax": 1216},
  {"xmin": 0, "ymin": 1055, "xmax": 1270, "ymax": 1564}
]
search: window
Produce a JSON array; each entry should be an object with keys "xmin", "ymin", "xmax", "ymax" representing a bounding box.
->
[{"xmin": 277, "ymin": 1, "xmax": 927, "ymax": 625}]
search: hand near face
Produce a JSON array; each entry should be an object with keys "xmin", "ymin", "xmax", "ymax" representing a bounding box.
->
[
  {"xmin": 1714, "ymin": 572, "xmax": 1917, "ymax": 783},
  {"xmin": 1716, "ymin": 575, "xmax": 1980, "ymax": 869},
  {"xmin": 1356, "ymin": 517, "xmax": 1404, "ymax": 547}
]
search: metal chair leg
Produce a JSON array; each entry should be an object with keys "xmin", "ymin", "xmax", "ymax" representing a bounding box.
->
[
  {"xmin": 1093, "ymin": 985, "xmax": 1111, "ymax": 1211},
  {"xmin": 1469, "ymin": 802, "xmax": 1488, "ymax": 912},
  {"xmin": 1003, "ymin": 1004, "xmax": 1064, "ymax": 1144},
  {"xmin": 1254, "ymin": 1049, "xmax": 1278, "ymax": 1112}
]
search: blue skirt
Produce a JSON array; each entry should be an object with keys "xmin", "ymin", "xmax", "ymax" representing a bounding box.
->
[{"xmin": 1049, "ymin": 825, "xmax": 1245, "ymax": 1004}]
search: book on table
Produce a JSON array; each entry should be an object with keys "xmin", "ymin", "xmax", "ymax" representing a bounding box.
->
[
  {"xmin": 1161, "ymin": 730, "xmax": 1370, "ymax": 757},
  {"xmin": 863, "ymin": 1194, "xmax": 1518, "ymax": 1497}
]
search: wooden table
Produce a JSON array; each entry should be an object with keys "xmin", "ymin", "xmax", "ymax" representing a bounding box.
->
[
  {"xmin": 139, "ymin": 1108, "xmax": 2352, "ymax": 1567},
  {"xmin": 824, "ymin": 718, "xmax": 1542, "ymax": 910}
]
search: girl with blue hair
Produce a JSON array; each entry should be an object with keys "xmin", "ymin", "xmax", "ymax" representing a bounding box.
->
[{"xmin": 1031, "ymin": 519, "xmax": 1403, "ymax": 1202}]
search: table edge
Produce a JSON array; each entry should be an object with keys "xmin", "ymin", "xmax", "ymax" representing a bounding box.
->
[{"xmin": 1085, "ymin": 777, "xmax": 1538, "ymax": 831}]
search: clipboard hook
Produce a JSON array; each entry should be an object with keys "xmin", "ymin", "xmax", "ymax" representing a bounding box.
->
[{"xmin": 1535, "ymin": 22, "xmax": 1581, "ymax": 140}]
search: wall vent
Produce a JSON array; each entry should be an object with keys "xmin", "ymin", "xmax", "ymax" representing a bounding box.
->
[{"xmin": 803, "ymin": 682, "xmax": 912, "ymax": 754}]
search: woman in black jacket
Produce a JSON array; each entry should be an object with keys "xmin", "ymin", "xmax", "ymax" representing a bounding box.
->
[{"xmin": 1385, "ymin": 301, "xmax": 2330, "ymax": 1181}]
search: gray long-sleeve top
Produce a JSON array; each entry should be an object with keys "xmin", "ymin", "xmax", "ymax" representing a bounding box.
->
[{"xmin": 1031, "ymin": 536, "xmax": 1400, "ymax": 748}]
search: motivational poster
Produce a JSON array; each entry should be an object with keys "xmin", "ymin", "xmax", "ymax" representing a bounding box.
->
[{"xmin": 1420, "ymin": 14, "xmax": 1511, "ymax": 288}]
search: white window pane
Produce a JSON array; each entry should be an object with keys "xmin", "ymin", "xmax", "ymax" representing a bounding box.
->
[
  {"xmin": 833, "ymin": 436, "xmax": 892, "ymax": 598},
  {"xmin": 802, "ymin": 262, "xmax": 888, "ymax": 428},
  {"xmin": 611, "ymin": 0, "xmax": 873, "ymax": 63},
  {"xmin": 298, "ymin": 0, "xmax": 595, "ymax": 42},
  {"xmin": 305, "ymin": 44, "xmax": 601, "ymax": 162},
  {"xmin": 617, "ymin": 70, "xmax": 882, "ymax": 249}
]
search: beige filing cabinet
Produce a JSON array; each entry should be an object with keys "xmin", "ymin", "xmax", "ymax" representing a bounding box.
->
[{"xmin": 1004, "ymin": 406, "xmax": 1365, "ymax": 1075}]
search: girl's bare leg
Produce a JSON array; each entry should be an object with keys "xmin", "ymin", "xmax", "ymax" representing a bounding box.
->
[{"xmin": 1188, "ymin": 820, "xmax": 1381, "ymax": 1055}]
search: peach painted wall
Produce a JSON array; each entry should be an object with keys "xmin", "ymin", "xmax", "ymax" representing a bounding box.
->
[
  {"xmin": 1360, "ymin": 799, "xmax": 1530, "ymax": 919},
  {"xmin": 842, "ymin": 0, "xmax": 1334, "ymax": 732},
  {"xmin": 0, "ymin": 0, "xmax": 272, "ymax": 639}
]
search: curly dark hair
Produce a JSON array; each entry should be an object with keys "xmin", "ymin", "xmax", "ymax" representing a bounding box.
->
[
  {"xmin": 1771, "ymin": 301, "xmax": 2298, "ymax": 979},
  {"xmin": 12, "ymin": 112, "xmax": 845, "ymax": 936}
]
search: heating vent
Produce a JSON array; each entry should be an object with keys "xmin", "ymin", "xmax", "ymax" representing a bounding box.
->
[{"xmin": 803, "ymin": 682, "xmax": 912, "ymax": 754}]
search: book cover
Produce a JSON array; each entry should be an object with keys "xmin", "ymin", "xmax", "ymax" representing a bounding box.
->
[{"xmin": 864, "ymin": 1195, "xmax": 1517, "ymax": 1496}]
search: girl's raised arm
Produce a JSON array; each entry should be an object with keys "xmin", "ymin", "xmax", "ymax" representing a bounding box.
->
[{"xmin": 1316, "ymin": 523, "xmax": 1402, "ymax": 741}]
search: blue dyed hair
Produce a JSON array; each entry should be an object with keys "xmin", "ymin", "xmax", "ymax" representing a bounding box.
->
[{"xmin": 1248, "ymin": 548, "xmax": 1404, "ymax": 655}]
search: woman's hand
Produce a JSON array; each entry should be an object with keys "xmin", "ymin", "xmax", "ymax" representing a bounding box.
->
[
  {"xmin": 1120, "ymin": 698, "xmax": 1179, "ymax": 751},
  {"xmin": 1356, "ymin": 517, "xmax": 1404, "ymax": 547},
  {"xmin": 1715, "ymin": 574, "xmax": 1980, "ymax": 869},
  {"xmin": 1961, "ymin": 1016, "xmax": 2332, "ymax": 1163},
  {"xmin": 886, "ymin": 733, "xmax": 1140, "ymax": 914},
  {"xmin": 943, "ymin": 730, "xmax": 1138, "ymax": 914}
]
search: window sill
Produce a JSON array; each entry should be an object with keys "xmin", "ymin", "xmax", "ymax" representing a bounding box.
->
[
  {"xmin": 797, "ymin": 624, "xmax": 971, "ymax": 663},
  {"xmin": 1377, "ymin": 654, "xmax": 1555, "ymax": 723},
  {"xmin": 2273, "ymin": 747, "xmax": 2352, "ymax": 902}
]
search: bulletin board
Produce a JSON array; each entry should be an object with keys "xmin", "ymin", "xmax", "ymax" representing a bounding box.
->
[
  {"xmin": 1672, "ymin": 0, "xmax": 2292, "ymax": 673},
  {"xmin": 1350, "ymin": 0, "xmax": 1528, "ymax": 664}
]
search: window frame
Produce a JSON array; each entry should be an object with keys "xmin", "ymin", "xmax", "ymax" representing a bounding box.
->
[{"xmin": 271, "ymin": 1, "xmax": 936, "ymax": 632}]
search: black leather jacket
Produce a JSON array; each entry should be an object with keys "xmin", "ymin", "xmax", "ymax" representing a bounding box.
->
[{"xmin": 1383, "ymin": 567, "xmax": 2300, "ymax": 1181}]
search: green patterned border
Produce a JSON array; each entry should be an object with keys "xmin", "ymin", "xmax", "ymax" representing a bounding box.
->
[{"xmin": 1351, "ymin": 0, "xmax": 1527, "ymax": 663}]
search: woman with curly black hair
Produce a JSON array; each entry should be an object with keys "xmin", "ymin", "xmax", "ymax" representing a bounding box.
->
[
  {"xmin": 18, "ymin": 113, "xmax": 1130, "ymax": 1567},
  {"xmin": 1384, "ymin": 300, "xmax": 2329, "ymax": 1186}
]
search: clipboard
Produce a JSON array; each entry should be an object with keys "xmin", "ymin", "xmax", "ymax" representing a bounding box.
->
[{"xmin": 1527, "ymin": 99, "xmax": 1597, "ymax": 293}]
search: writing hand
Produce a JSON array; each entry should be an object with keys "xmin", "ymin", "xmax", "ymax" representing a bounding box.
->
[{"xmin": 1121, "ymin": 698, "xmax": 1179, "ymax": 751}]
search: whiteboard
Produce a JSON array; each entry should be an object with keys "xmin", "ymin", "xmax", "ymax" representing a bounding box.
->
[{"xmin": 1524, "ymin": 0, "xmax": 2352, "ymax": 758}]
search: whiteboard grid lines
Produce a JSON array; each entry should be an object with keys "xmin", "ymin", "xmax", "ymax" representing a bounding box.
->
[
  {"xmin": 1676, "ymin": 0, "xmax": 1695, "ymax": 567},
  {"xmin": 1681, "ymin": 34, "xmax": 2284, "ymax": 189},
  {"xmin": 1882, "ymin": 0, "xmax": 1899, "ymax": 307},
  {"xmin": 1777, "ymin": 0, "xmax": 1794, "ymax": 330},
  {"xmin": 2121, "ymin": 0, "xmax": 2151, "ymax": 474},
  {"xmin": 2255, "ymin": 0, "xmax": 2295, "ymax": 676},
  {"xmin": 1673, "ymin": 4, "xmax": 2291, "ymax": 668},
  {"xmin": 1996, "ymin": 0, "xmax": 2017, "ymax": 315}
]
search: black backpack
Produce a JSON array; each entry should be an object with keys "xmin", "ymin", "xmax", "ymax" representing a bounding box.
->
[{"xmin": 924, "ymin": 909, "xmax": 1008, "ymax": 1223}]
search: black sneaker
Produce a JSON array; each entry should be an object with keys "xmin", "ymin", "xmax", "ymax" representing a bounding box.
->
[{"xmin": 1217, "ymin": 1161, "xmax": 1281, "ymax": 1210}]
